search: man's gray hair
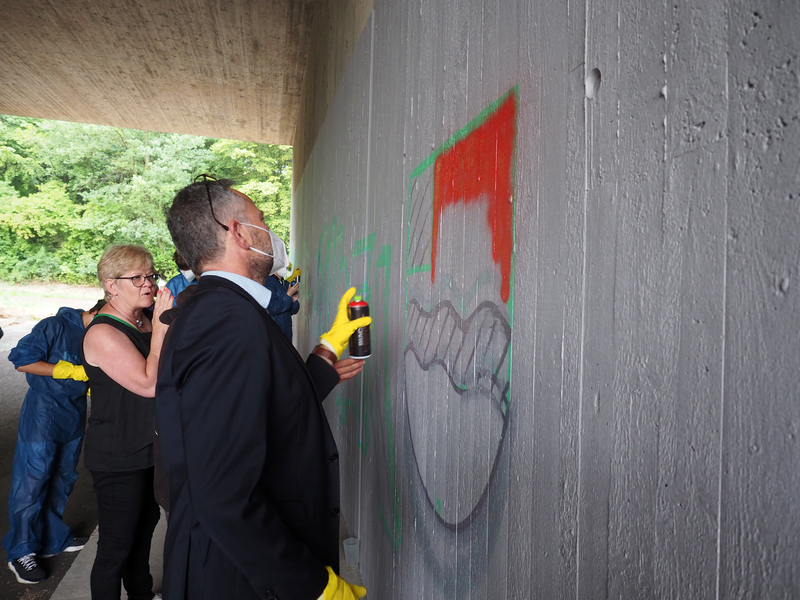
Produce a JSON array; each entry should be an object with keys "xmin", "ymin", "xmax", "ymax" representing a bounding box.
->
[{"xmin": 167, "ymin": 178, "xmax": 246, "ymax": 274}]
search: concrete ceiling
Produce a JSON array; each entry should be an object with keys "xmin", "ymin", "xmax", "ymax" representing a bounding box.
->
[{"xmin": 0, "ymin": 0, "xmax": 317, "ymax": 145}]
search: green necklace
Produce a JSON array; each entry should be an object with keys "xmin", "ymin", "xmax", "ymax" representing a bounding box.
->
[{"xmin": 94, "ymin": 313, "xmax": 142, "ymax": 331}]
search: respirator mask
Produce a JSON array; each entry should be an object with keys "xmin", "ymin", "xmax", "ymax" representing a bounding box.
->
[{"xmin": 240, "ymin": 223, "xmax": 288, "ymax": 276}]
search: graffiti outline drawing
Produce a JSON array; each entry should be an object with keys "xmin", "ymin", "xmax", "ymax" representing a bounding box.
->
[{"xmin": 404, "ymin": 88, "xmax": 517, "ymax": 586}]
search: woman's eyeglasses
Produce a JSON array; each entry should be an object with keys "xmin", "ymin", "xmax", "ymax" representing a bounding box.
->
[{"xmin": 115, "ymin": 274, "xmax": 160, "ymax": 288}]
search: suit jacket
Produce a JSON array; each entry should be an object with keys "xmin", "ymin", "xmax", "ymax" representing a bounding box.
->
[{"xmin": 156, "ymin": 275, "xmax": 341, "ymax": 600}]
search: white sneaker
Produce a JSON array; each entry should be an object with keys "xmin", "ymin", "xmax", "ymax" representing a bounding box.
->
[
  {"xmin": 7, "ymin": 553, "xmax": 46, "ymax": 584},
  {"xmin": 40, "ymin": 536, "xmax": 89, "ymax": 558}
]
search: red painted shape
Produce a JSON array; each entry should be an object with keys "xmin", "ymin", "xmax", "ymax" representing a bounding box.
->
[{"xmin": 432, "ymin": 92, "xmax": 517, "ymax": 303}]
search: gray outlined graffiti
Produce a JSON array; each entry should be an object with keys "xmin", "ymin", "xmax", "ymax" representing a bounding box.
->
[
  {"xmin": 404, "ymin": 298, "xmax": 510, "ymax": 526},
  {"xmin": 404, "ymin": 89, "xmax": 517, "ymax": 591}
]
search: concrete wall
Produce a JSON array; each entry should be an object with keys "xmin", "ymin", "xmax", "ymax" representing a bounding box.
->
[
  {"xmin": 292, "ymin": 0, "xmax": 800, "ymax": 597},
  {"xmin": 293, "ymin": 0, "xmax": 375, "ymax": 184}
]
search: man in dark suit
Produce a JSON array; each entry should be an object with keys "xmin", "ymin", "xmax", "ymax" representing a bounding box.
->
[{"xmin": 156, "ymin": 176, "xmax": 369, "ymax": 600}]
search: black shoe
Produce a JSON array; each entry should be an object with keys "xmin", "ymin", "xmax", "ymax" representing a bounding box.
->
[
  {"xmin": 40, "ymin": 536, "xmax": 89, "ymax": 558},
  {"xmin": 7, "ymin": 554, "xmax": 46, "ymax": 584}
]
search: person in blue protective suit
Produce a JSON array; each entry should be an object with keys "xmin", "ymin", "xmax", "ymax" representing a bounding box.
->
[
  {"xmin": 264, "ymin": 270, "xmax": 299, "ymax": 341},
  {"xmin": 4, "ymin": 300, "xmax": 105, "ymax": 585},
  {"xmin": 164, "ymin": 251, "xmax": 197, "ymax": 306}
]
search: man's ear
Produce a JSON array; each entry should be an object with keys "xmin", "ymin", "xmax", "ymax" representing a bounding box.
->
[{"xmin": 229, "ymin": 221, "xmax": 252, "ymax": 251}]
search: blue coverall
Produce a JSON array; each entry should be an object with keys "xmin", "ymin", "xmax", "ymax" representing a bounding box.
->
[
  {"xmin": 3, "ymin": 307, "xmax": 87, "ymax": 561},
  {"xmin": 166, "ymin": 272, "xmax": 197, "ymax": 306},
  {"xmin": 265, "ymin": 274, "xmax": 299, "ymax": 341}
]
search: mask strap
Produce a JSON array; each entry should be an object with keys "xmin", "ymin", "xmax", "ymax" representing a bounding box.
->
[
  {"xmin": 237, "ymin": 222, "xmax": 274, "ymax": 258},
  {"xmin": 249, "ymin": 246, "xmax": 275, "ymax": 259}
]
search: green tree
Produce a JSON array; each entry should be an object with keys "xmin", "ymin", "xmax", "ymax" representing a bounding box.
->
[
  {"xmin": 0, "ymin": 180, "xmax": 77, "ymax": 280},
  {"xmin": 0, "ymin": 116, "xmax": 45, "ymax": 195},
  {"xmin": 0, "ymin": 115, "xmax": 292, "ymax": 284},
  {"xmin": 209, "ymin": 141, "xmax": 293, "ymax": 243}
]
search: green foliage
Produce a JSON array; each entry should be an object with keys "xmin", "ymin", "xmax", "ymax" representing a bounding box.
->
[
  {"xmin": 208, "ymin": 140, "xmax": 293, "ymax": 242},
  {"xmin": 0, "ymin": 181, "xmax": 75, "ymax": 240},
  {"xmin": 0, "ymin": 117, "xmax": 45, "ymax": 194},
  {"xmin": 0, "ymin": 115, "xmax": 293, "ymax": 283}
]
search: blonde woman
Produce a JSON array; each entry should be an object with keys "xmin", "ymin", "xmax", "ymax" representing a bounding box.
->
[{"xmin": 81, "ymin": 244, "xmax": 172, "ymax": 600}]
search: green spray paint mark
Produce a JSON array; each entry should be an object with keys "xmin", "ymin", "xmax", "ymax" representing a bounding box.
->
[
  {"xmin": 314, "ymin": 219, "xmax": 402, "ymax": 549},
  {"xmin": 406, "ymin": 264, "xmax": 431, "ymax": 275},
  {"xmin": 350, "ymin": 232, "xmax": 375, "ymax": 444},
  {"xmin": 353, "ymin": 232, "xmax": 375, "ymax": 307},
  {"xmin": 376, "ymin": 244, "xmax": 401, "ymax": 548},
  {"xmin": 352, "ymin": 237, "xmax": 402, "ymax": 547},
  {"xmin": 315, "ymin": 217, "xmax": 351, "ymax": 425}
]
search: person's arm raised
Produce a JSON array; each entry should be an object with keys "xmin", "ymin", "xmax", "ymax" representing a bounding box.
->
[{"xmin": 83, "ymin": 289, "xmax": 173, "ymax": 397}]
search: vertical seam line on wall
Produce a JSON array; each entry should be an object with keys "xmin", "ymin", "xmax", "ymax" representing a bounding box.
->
[
  {"xmin": 714, "ymin": 6, "xmax": 730, "ymax": 598},
  {"xmin": 357, "ymin": 8, "xmax": 376, "ymax": 541},
  {"xmin": 576, "ymin": 0, "xmax": 591, "ymax": 596}
]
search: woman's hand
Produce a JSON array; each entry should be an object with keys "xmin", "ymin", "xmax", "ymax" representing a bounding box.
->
[{"xmin": 151, "ymin": 288, "xmax": 174, "ymax": 338}]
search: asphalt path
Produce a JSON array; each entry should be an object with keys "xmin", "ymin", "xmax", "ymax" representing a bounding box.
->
[{"xmin": 0, "ymin": 339, "xmax": 98, "ymax": 598}]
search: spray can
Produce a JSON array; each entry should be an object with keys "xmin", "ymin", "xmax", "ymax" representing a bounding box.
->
[{"xmin": 347, "ymin": 296, "xmax": 371, "ymax": 358}]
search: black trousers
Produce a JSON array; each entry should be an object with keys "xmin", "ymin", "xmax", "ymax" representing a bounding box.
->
[{"xmin": 90, "ymin": 468, "xmax": 160, "ymax": 600}]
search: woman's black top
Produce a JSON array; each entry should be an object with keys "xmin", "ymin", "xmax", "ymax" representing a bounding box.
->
[{"xmin": 81, "ymin": 315, "xmax": 154, "ymax": 472}]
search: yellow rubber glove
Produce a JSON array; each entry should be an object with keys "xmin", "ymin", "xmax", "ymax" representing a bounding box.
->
[
  {"xmin": 52, "ymin": 360, "xmax": 88, "ymax": 382},
  {"xmin": 320, "ymin": 566, "xmax": 366, "ymax": 600},
  {"xmin": 286, "ymin": 267, "xmax": 301, "ymax": 283},
  {"xmin": 319, "ymin": 288, "xmax": 372, "ymax": 359}
]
